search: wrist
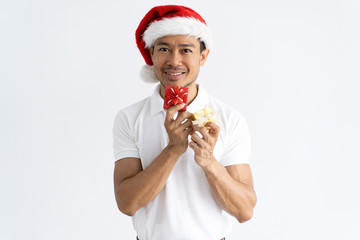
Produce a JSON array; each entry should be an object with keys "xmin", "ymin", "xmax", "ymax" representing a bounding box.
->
[
  {"xmin": 200, "ymin": 156, "xmax": 220, "ymax": 174},
  {"xmin": 164, "ymin": 144, "xmax": 184, "ymax": 158}
]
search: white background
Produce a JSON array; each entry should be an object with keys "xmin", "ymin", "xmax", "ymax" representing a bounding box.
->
[{"xmin": 1, "ymin": 0, "xmax": 359, "ymax": 239}]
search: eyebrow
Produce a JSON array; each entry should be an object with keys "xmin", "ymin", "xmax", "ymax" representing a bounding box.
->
[{"xmin": 155, "ymin": 41, "xmax": 195, "ymax": 48}]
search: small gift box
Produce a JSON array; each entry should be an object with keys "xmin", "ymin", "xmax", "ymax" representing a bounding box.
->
[
  {"xmin": 163, "ymin": 86, "xmax": 188, "ymax": 112},
  {"xmin": 192, "ymin": 105, "xmax": 218, "ymax": 128}
]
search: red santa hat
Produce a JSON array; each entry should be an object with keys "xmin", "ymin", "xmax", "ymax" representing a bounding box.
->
[{"xmin": 135, "ymin": 5, "xmax": 213, "ymax": 83}]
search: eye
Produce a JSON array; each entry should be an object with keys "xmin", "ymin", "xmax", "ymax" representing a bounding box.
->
[
  {"xmin": 159, "ymin": 48, "xmax": 169, "ymax": 52},
  {"xmin": 182, "ymin": 49, "xmax": 192, "ymax": 53}
]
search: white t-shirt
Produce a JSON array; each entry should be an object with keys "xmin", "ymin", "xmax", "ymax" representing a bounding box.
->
[{"xmin": 113, "ymin": 84, "xmax": 251, "ymax": 240}]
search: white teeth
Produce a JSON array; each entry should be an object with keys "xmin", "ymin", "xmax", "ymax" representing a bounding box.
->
[{"xmin": 166, "ymin": 72, "xmax": 183, "ymax": 76}]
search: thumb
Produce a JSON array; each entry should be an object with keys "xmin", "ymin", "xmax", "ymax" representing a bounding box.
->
[
  {"xmin": 166, "ymin": 103, "xmax": 186, "ymax": 121},
  {"xmin": 173, "ymin": 103, "xmax": 186, "ymax": 111}
]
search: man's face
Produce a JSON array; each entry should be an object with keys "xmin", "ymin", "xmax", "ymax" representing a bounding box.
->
[{"xmin": 150, "ymin": 35, "xmax": 210, "ymax": 90}]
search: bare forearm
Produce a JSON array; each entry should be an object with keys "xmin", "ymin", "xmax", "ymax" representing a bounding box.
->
[
  {"xmin": 115, "ymin": 146, "xmax": 181, "ymax": 216},
  {"xmin": 203, "ymin": 160, "xmax": 257, "ymax": 222},
  {"xmin": 115, "ymin": 105, "xmax": 193, "ymax": 216}
]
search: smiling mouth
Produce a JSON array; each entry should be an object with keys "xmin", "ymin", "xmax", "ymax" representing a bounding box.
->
[
  {"xmin": 164, "ymin": 71, "xmax": 185, "ymax": 76},
  {"xmin": 163, "ymin": 71, "xmax": 187, "ymax": 80}
]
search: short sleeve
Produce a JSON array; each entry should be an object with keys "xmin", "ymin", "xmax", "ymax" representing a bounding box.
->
[
  {"xmin": 220, "ymin": 113, "xmax": 251, "ymax": 166},
  {"xmin": 113, "ymin": 110, "xmax": 140, "ymax": 161}
]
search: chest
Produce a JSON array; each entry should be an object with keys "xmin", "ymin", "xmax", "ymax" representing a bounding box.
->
[{"xmin": 134, "ymin": 112, "xmax": 225, "ymax": 169}]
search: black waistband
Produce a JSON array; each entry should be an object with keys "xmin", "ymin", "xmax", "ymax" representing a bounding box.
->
[{"xmin": 137, "ymin": 237, "xmax": 225, "ymax": 240}]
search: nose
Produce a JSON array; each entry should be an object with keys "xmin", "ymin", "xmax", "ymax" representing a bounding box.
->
[{"xmin": 166, "ymin": 51, "xmax": 182, "ymax": 66}]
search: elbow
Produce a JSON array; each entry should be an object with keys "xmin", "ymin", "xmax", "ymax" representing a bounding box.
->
[
  {"xmin": 236, "ymin": 210, "xmax": 253, "ymax": 223},
  {"xmin": 114, "ymin": 186, "xmax": 138, "ymax": 216},
  {"xmin": 236, "ymin": 191, "xmax": 257, "ymax": 223},
  {"xmin": 115, "ymin": 192, "xmax": 138, "ymax": 216},
  {"xmin": 121, "ymin": 209, "xmax": 136, "ymax": 217},
  {"xmin": 116, "ymin": 201, "xmax": 137, "ymax": 216},
  {"xmin": 235, "ymin": 198, "xmax": 256, "ymax": 223}
]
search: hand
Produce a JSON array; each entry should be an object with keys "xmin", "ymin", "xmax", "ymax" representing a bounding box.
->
[
  {"xmin": 189, "ymin": 122, "xmax": 220, "ymax": 168},
  {"xmin": 164, "ymin": 103, "xmax": 194, "ymax": 155}
]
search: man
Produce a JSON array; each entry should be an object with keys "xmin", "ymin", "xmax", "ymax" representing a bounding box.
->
[{"xmin": 113, "ymin": 5, "xmax": 256, "ymax": 240}]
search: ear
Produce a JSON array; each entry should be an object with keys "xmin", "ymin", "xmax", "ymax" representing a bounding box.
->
[
  {"xmin": 149, "ymin": 47, "xmax": 154, "ymax": 61},
  {"xmin": 200, "ymin": 49, "xmax": 210, "ymax": 66}
]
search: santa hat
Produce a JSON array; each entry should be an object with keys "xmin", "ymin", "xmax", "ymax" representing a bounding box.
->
[{"xmin": 135, "ymin": 5, "xmax": 212, "ymax": 83}]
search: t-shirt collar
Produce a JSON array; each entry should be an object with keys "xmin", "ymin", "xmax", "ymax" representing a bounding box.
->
[{"xmin": 150, "ymin": 84, "xmax": 210, "ymax": 116}]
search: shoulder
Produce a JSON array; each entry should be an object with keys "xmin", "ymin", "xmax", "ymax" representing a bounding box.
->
[
  {"xmin": 207, "ymin": 94, "xmax": 250, "ymax": 143},
  {"xmin": 208, "ymin": 95, "xmax": 245, "ymax": 123},
  {"xmin": 114, "ymin": 97, "xmax": 151, "ymax": 124}
]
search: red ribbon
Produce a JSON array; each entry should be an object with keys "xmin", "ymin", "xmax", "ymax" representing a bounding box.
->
[{"xmin": 163, "ymin": 86, "xmax": 188, "ymax": 111}]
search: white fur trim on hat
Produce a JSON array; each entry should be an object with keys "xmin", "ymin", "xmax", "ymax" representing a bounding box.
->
[
  {"xmin": 143, "ymin": 17, "xmax": 213, "ymax": 49},
  {"xmin": 139, "ymin": 65, "xmax": 159, "ymax": 83}
]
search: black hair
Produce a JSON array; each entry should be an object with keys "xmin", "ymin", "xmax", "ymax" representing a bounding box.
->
[{"xmin": 200, "ymin": 41, "xmax": 206, "ymax": 53}]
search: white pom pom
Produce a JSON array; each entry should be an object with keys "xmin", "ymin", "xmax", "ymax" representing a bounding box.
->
[{"xmin": 139, "ymin": 65, "xmax": 159, "ymax": 83}]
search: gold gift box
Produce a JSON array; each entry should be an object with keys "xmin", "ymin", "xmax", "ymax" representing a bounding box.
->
[{"xmin": 192, "ymin": 105, "xmax": 218, "ymax": 128}]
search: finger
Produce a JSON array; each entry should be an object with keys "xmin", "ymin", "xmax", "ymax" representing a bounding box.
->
[
  {"xmin": 192, "ymin": 125, "xmax": 209, "ymax": 141},
  {"xmin": 191, "ymin": 132, "xmax": 205, "ymax": 148},
  {"xmin": 174, "ymin": 111, "xmax": 193, "ymax": 126},
  {"xmin": 189, "ymin": 141, "xmax": 199, "ymax": 151},
  {"xmin": 165, "ymin": 103, "xmax": 186, "ymax": 122},
  {"xmin": 205, "ymin": 122, "xmax": 220, "ymax": 137},
  {"xmin": 192, "ymin": 124, "xmax": 205, "ymax": 132},
  {"xmin": 178, "ymin": 117, "xmax": 193, "ymax": 130},
  {"xmin": 183, "ymin": 126, "xmax": 194, "ymax": 136},
  {"xmin": 198, "ymin": 125, "xmax": 210, "ymax": 141}
]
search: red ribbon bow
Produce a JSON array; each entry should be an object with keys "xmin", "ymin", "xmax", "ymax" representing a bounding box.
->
[{"xmin": 163, "ymin": 86, "xmax": 188, "ymax": 111}]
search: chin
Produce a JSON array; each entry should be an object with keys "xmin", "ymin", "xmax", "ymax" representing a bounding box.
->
[{"xmin": 162, "ymin": 79, "xmax": 186, "ymax": 86}]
